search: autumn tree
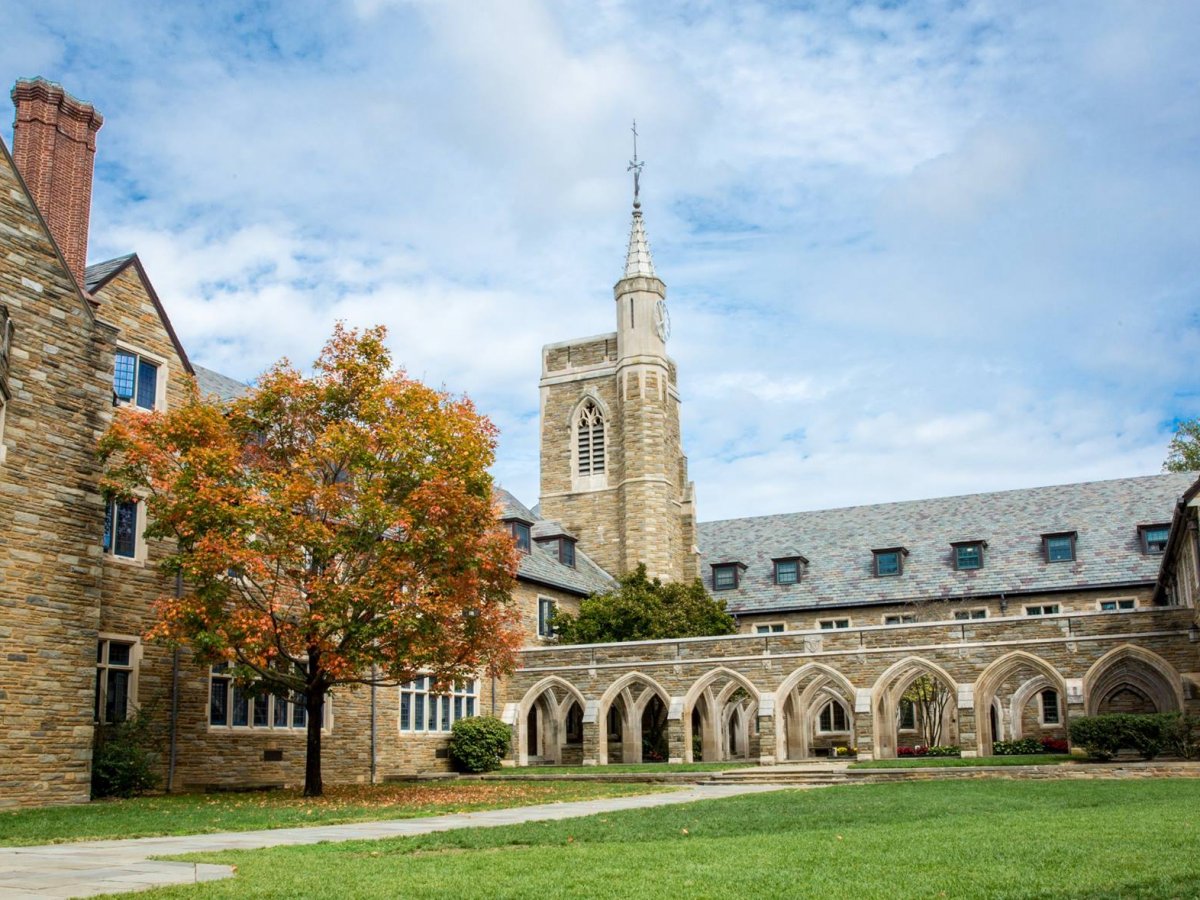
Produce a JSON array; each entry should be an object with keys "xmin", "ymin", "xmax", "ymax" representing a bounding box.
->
[
  {"xmin": 552, "ymin": 564, "xmax": 736, "ymax": 644},
  {"xmin": 1164, "ymin": 419, "xmax": 1200, "ymax": 473},
  {"xmin": 100, "ymin": 324, "xmax": 520, "ymax": 796}
]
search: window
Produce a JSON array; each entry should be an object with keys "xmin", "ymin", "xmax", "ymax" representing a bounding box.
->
[
  {"xmin": 560, "ymin": 538, "xmax": 576, "ymax": 568},
  {"xmin": 1099, "ymin": 598, "xmax": 1136, "ymax": 611},
  {"xmin": 883, "ymin": 614, "xmax": 917, "ymax": 625},
  {"xmin": 607, "ymin": 705, "xmax": 622, "ymax": 740},
  {"xmin": 1025, "ymin": 604, "xmax": 1060, "ymax": 616},
  {"xmin": 576, "ymin": 400, "xmax": 605, "ymax": 476},
  {"xmin": 773, "ymin": 557, "xmax": 805, "ymax": 585},
  {"xmin": 1040, "ymin": 689, "xmax": 1060, "ymax": 725},
  {"xmin": 755, "ymin": 623, "xmax": 785, "ymax": 634},
  {"xmin": 565, "ymin": 704, "xmax": 584, "ymax": 744},
  {"xmin": 1139, "ymin": 524, "xmax": 1170, "ymax": 554},
  {"xmin": 1042, "ymin": 532, "xmax": 1076, "ymax": 563},
  {"xmin": 209, "ymin": 663, "xmax": 325, "ymax": 731},
  {"xmin": 819, "ymin": 618, "xmax": 850, "ymax": 630},
  {"xmin": 102, "ymin": 498, "xmax": 140, "ymax": 559},
  {"xmin": 873, "ymin": 548, "xmax": 906, "ymax": 577},
  {"xmin": 508, "ymin": 520, "xmax": 532, "ymax": 554},
  {"xmin": 954, "ymin": 609, "xmax": 988, "ymax": 620},
  {"xmin": 113, "ymin": 348, "xmax": 162, "ymax": 411},
  {"xmin": 898, "ymin": 699, "xmax": 916, "ymax": 730},
  {"xmin": 95, "ymin": 638, "xmax": 136, "ymax": 724},
  {"xmin": 538, "ymin": 597, "xmax": 556, "ymax": 638},
  {"xmin": 399, "ymin": 677, "xmax": 478, "ymax": 733},
  {"xmin": 712, "ymin": 564, "xmax": 739, "ymax": 591},
  {"xmin": 818, "ymin": 701, "xmax": 849, "ymax": 733},
  {"xmin": 952, "ymin": 541, "xmax": 985, "ymax": 571}
]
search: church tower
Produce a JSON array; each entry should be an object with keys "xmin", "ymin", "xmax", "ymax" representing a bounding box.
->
[{"xmin": 538, "ymin": 137, "xmax": 700, "ymax": 583}]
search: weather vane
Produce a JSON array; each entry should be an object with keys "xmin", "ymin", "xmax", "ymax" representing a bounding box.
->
[{"xmin": 627, "ymin": 119, "xmax": 644, "ymax": 209}]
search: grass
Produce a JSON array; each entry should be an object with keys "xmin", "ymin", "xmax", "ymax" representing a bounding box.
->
[
  {"xmin": 848, "ymin": 753, "xmax": 1077, "ymax": 769},
  {"xmin": 0, "ymin": 781, "xmax": 667, "ymax": 847},
  {"xmin": 490, "ymin": 761, "xmax": 755, "ymax": 775},
  {"xmin": 133, "ymin": 779, "xmax": 1200, "ymax": 899}
]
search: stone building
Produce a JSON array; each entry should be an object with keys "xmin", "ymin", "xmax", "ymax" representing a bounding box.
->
[{"xmin": 1, "ymin": 77, "xmax": 1198, "ymax": 807}]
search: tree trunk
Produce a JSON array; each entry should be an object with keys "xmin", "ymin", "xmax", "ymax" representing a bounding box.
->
[{"xmin": 304, "ymin": 684, "xmax": 325, "ymax": 797}]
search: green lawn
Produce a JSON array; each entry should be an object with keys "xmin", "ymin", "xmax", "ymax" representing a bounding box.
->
[
  {"xmin": 849, "ymin": 753, "xmax": 1077, "ymax": 769},
  {"xmin": 489, "ymin": 761, "xmax": 755, "ymax": 775},
  {"xmin": 134, "ymin": 779, "xmax": 1200, "ymax": 899},
  {"xmin": 0, "ymin": 781, "xmax": 666, "ymax": 846}
]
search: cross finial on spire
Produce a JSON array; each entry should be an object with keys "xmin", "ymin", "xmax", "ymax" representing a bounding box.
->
[{"xmin": 627, "ymin": 119, "xmax": 644, "ymax": 210}]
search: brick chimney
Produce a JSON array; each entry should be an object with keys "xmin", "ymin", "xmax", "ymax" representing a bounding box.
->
[{"xmin": 10, "ymin": 78, "xmax": 104, "ymax": 287}]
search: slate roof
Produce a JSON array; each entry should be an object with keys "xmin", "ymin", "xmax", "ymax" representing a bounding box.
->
[
  {"xmin": 193, "ymin": 363, "xmax": 249, "ymax": 401},
  {"xmin": 84, "ymin": 255, "xmax": 134, "ymax": 293},
  {"xmin": 495, "ymin": 488, "xmax": 615, "ymax": 597},
  {"xmin": 697, "ymin": 473, "xmax": 1196, "ymax": 615}
]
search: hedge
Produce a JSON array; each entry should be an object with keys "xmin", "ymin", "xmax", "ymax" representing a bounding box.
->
[
  {"xmin": 448, "ymin": 716, "xmax": 511, "ymax": 773},
  {"xmin": 1068, "ymin": 712, "xmax": 1200, "ymax": 761}
]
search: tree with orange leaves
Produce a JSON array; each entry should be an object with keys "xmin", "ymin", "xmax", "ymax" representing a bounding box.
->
[{"xmin": 100, "ymin": 324, "xmax": 521, "ymax": 796}]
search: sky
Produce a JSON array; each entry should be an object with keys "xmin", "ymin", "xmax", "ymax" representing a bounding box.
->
[{"xmin": 4, "ymin": 0, "xmax": 1200, "ymax": 521}]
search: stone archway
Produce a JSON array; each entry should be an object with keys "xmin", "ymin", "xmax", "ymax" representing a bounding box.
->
[
  {"xmin": 595, "ymin": 672, "xmax": 671, "ymax": 765},
  {"xmin": 974, "ymin": 651, "xmax": 1068, "ymax": 756},
  {"xmin": 682, "ymin": 668, "xmax": 761, "ymax": 763},
  {"xmin": 516, "ymin": 676, "xmax": 587, "ymax": 766},
  {"xmin": 774, "ymin": 663, "xmax": 858, "ymax": 761},
  {"xmin": 872, "ymin": 657, "xmax": 959, "ymax": 759},
  {"xmin": 1084, "ymin": 645, "xmax": 1184, "ymax": 716}
]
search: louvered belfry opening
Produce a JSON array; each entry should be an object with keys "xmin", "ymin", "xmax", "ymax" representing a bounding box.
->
[{"xmin": 576, "ymin": 400, "xmax": 605, "ymax": 476}]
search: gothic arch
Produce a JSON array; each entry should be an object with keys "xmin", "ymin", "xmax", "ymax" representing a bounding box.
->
[
  {"xmin": 570, "ymin": 394, "xmax": 609, "ymax": 484},
  {"xmin": 774, "ymin": 663, "xmax": 858, "ymax": 761},
  {"xmin": 596, "ymin": 672, "xmax": 671, "ymax": 765},
  {"xmin": 1083, "ymin": 644, "xmax": 1184, "ymax": 715},
  {"xmin": 872, "ymin": 656, "xmax": 960, "ymax": 759},
  {"xmin": 516, "ymin": 676, "xmax": 589, "ymax": 766},
  {"xmin": 974, "ymin": 651, "xmax": 1067, "ymax": 756},
  {"xmin": 682, "ymin": 668, "xmax": 762, "ymax": 763}
]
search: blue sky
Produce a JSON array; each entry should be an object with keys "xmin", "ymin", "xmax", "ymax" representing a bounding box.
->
[{"xmin": 5, "ymin": 0, "xmax": 1200, "ymax": 519}]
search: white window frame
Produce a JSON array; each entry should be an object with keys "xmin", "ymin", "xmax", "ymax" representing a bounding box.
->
[
  {"xmin": 1039, "ymin": 689, "xmax": 1061, "ymax": 726},
  {"xmin": 1025, "ymin": 604, "xmax": 1061, "ymax": 616},
  {"xmin": 207, "ymin": 664, "xmax": 331, "ymax": 733},
  {"xmin": 537, "ymin": 596, "xmax": 557, "ymax": 639},
  {"xmin": 95, "ymin": 634, "xmax": 141, "ymax": 724},
  {"xmin": 1097, "ymin": 597, "xmax": 1137, "ymax": 612},
  {"xmin": 953, "ymin": 608, "xmax": 988, "ymax": 621},
  {"xmin": 754, "ymin": 622, "xmax": 786, "ymax": 634},
  {"xmin": 898, "ymin": 698, "xmax": 917, "ymax": 731},
  {"xmin": 113, "ymin": 343, "xmax": 169, "ymax": 412},
  {"xmin": 817, "ymin": 700, "xmax": 850, "ymax": 734},
  {"xmin": 102, "ymin": 496, "xmax": 148, "ymax": 565},
  {"xmin": 399, "ymin": 677, "xmax": 479, "ymax": 733},
  {"xmin": 819, "ymin": 618, "xmax": 851, "ymax": 630},
  {"xmin": 882, "ymin": 613, "xmax": 917, "ymax": 625}
]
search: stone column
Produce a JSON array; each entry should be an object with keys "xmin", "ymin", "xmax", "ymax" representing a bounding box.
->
[
  {"xmin": 854, "ymin": 688, "xmax": 875, "ymax": 761},
  {"xmin": 957, "ymin": 684, "xmax": 978, "ymax": 758},
  {"xmin": 581, "ymin": 701, "xmax": 600, "ymax": 766},
  {"xmin": 756, "ymin": 697, "xmax": 776, "ymax": 765},
  {"xmin": 667, "ymin": 698, "xmax": 685, "ymax": 764}
]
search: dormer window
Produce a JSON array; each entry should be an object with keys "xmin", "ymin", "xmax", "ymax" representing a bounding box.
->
[
  {"xmin": 872, "ymin": 547, "xmax": 907, "ymax": 577},
  {"xmin": 536, "ymin": 535, "xmax": 577, "ymax": 568},
  {"xmin": 113, "ymin": 348, "xmax": 164, "ymax": 411},
  {"xmin": 1042, "ymin": 532, "xmax": 1076, "ymax": 563},
  {"xmin": 712, "ymin": 563, "xmax": 742, "ymax": 591},
  {"xmin": 1139, "ymin": 524, "xmax": 1170, "ymax": 554},
  {"xmin": 507, "ymin": 520, "xmax": 532, "ymax": 554},
  {"xmin": 772, "ymin": 556, "xmax": 807, "ymax": 586},
  {"xmin": 952, "ymin": 540, "xmax": 986, "ymax": 571}
]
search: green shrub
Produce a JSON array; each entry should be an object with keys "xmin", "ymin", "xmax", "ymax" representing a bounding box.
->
[
  {"xmin": 449, "ymin": 716, "xmax": 511, "ymax": 773},
  {"xmin": 1068, "ymin": 713, "xmax": 1190, "ymax": 761},
  {"xmin": 993, "ymin": 737, "xmax": 1043, "ymax": 756},
  {"xmin": 92, "ymin": 709, "xmax": 160, "ymax": 799}
]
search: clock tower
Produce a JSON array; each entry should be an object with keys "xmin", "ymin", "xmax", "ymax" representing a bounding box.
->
[{"xmin": 537, "ymin": 138, "xmax": 700, "ymax": 583}]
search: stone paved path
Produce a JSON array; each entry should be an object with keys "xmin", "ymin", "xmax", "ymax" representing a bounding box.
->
[{"xmin": 0, "ymin": 783, "xmax": 789, "ymax": 899}]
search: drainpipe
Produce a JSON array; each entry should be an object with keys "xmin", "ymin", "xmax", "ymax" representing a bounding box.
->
[
  {"xmin": 166, "ymin": 571, "xmax": 182, "ymax": 792},
  {"xmin": 491, "ymin": 675, "xmax": 497, "ymax": 716},
  {"xmin": 370, "ymin": 664, "xmax": 377, "ymax": 784}
]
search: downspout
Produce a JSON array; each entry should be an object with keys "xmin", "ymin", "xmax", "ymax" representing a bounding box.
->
[
  {"xmin": 491, "ymin": 675, "xmax": 497, "ymax": 716},
  {"xmin": 166, "ymin": 571, "xmax": 182, "ymax": 792},
  {"xmin": 370, "ymin": 665, "xmax": 377, "ymax": 784}
]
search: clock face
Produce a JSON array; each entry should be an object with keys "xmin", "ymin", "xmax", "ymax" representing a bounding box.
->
[{"xmin": 654, "ymin": 299, "xmax": 671, "ymax": 342}]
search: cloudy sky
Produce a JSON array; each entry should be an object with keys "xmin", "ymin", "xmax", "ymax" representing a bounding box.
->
[{"xmin": 5, "ymin": 0, "xmax": 1199, "ymax": 520}]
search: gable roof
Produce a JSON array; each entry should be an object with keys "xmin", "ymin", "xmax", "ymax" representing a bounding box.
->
[
  {"xmin": 495, "ymin": 487, "xmax": 614, "ymax": 596},
  {"xmin": 85, "ymin": 254, "xmax": 195, "ymax": 375},
  {"xmin": 698, "ymin": 473, "xmax": 1195, "ymax": 615},
  {"xmin": 193, "ymin": 363, "xmax": 249, "ymax": 401}
]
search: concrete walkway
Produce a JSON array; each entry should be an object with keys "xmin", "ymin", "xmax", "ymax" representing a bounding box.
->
[{"xmin": 0, "ymin": 783, "xmax": 788, "ymax": 899}]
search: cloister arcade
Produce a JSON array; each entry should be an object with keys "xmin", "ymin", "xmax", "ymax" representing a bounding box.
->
[{"xmin": 506, "ymin": 610, "xmax": 1199, "ymax": 766}]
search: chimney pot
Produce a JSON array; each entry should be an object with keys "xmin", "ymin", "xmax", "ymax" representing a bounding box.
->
[{"xmin": 10, "ymin": 78, "xmax": 104, "ymax": 288}]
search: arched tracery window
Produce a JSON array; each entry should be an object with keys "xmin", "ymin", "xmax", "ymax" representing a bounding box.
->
[{"xmin": 576, "ymin": 400, "xmax": 606, "ymax": 476}]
